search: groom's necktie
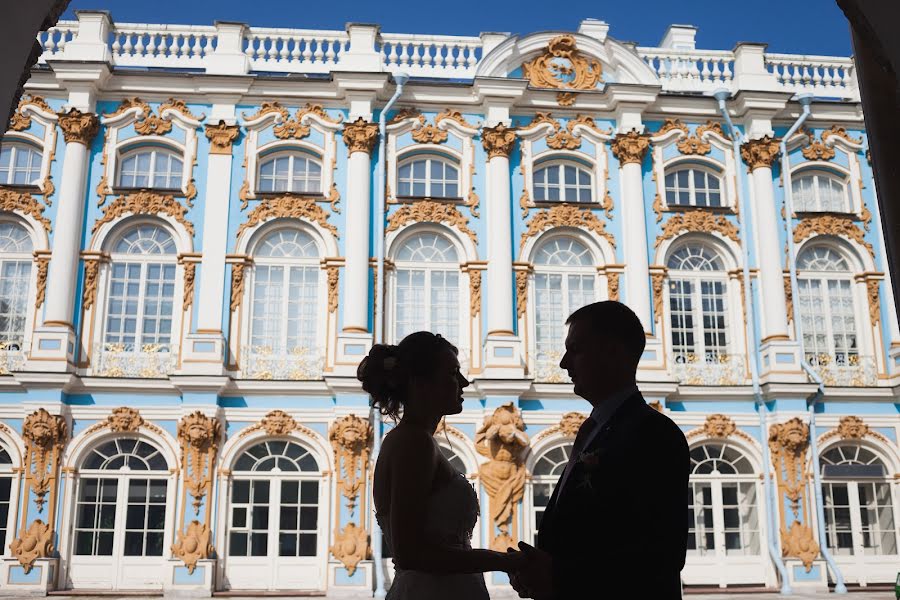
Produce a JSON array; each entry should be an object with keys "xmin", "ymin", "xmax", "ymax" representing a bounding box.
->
[{"xmin": 572, "ymin": 416, "xmax": 595, "ymax": 455}]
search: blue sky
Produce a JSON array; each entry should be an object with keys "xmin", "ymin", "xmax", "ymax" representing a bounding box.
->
[{"xmin": 63, "ymin": 0, "xmax": 852, "ymax": 56}]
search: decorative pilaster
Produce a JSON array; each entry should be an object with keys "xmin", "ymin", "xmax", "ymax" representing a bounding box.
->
[
  {"xmin": 204, "ymin": 121, "xmax": 239, "ymax": 155},
  {"xmin": 57, "ymin": 108, "xmax": 99, "ymax": 145},
  {"xmin": 611, "ymin": 130, "xmax": 652, "ymax": 331},
  {"xmin": 342, "ymin": 117, "xmax": 378, "ymax": 155},
  {"xmin": 329, "ymin": 415, "xmax": 373, "ymax": 576}
]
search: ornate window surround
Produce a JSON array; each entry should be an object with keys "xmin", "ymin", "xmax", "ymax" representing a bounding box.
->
[
  {"xmin": 239, "ymin": 105, "xmax": 343, "ymax": 208},
  {"xmin": 99, "ymin": 100, "xmax": 203, "ymax": 201},
  {"xmin": 394, "ymin": 151, "xmax": 462, "ymax": 201},
  {"xmin": 790, "ymin": 163, "xmax": 859, "ymax": 217},
  {"xmin": 785, "ymin": 127, "xmax": 865, "ymax": 220},
  {"xmin": 115, "ymin": 144, "xmax": 185, "ymax": 191},
  {"xmin": 516, "ymin": 116, "xmax": 610, "ymax": 211},
  {"xmin": 651, "ymin": 124, "xmax": 736, "ymax": 214},
  {"xmin": 0, "ymin": 214, "xmax": 49, "ymax": 360},
  {"xmin": 386, "ymin": 112, "xmax": 478, "ymax": 207},
  {"xmin": 3, "ymin": 97, "xmax": 58, "ymax": 198}
]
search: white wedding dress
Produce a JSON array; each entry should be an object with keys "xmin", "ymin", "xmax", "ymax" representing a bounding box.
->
[{"xmin": 376, "ymin": 471, "xmax": 490, "ymax": 600}]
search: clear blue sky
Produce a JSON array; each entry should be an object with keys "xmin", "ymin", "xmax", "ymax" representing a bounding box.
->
[{"xmin": 63, "ymin": 0, "xmax": 853, "ymax": 56}]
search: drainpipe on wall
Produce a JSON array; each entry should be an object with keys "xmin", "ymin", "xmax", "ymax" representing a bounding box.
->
[
  {"xmin": 371, "ymin": 71, "xmax": 409, "ymax": 598},
  {"xmin": 714, "ymin": 89, "xmax": 793, "ymax": 594},
  {"xmin": 780, "ymin": 94, "xmax": 848, "ymax": 594}
]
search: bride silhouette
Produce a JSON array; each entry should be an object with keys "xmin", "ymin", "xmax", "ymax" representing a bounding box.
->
[{"xmin": 358, "ymin": 331, "xmax": 523, "ymax": 599}]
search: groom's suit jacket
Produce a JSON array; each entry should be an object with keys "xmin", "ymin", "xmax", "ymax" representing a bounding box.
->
[{"xmin": 536, "ymin": 392, "xmax": 689, "ymax": 599}]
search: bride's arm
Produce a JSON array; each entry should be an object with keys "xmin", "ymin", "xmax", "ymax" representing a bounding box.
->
[{"xmin": 388, "ymin": 430, "xmax": 518, "ymax": 574}]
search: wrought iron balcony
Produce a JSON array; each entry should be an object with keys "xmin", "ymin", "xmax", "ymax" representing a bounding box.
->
[
  {"xmin": 92, "ymin": 343, "xmax": 176, "ymax": 378},
  {"xmin": 241, "ymin": 345, "xmax": 324, "ymax": 381},
  {"xmin": 806, "ymin": 353, "xmax": 877, "ymax": 387},
  {"xmin": 670, "ymin": 352, "xmax": 747, "ymax": 386},
  {"xmin": 0, "ymin": 341, "xmax": 26, "ymax": 375}
]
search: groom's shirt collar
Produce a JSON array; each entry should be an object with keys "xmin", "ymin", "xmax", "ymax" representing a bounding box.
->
[{"xmin": 588, "ymin": 383, "xmax": 639, "ymax": 430}]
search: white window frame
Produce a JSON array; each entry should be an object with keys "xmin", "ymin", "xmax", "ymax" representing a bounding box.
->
[
  {"xmin": 0, "ymin": 220, "xmax": 37, "ymax": 349},
  {"xmin": 0, "ymin": 142, "xmax": 43, "ymax": 187},
  {"xmin": 0, "ymin": 443, "xmax": 19, "ymax": 558},
  {"xmin": 532, "ymin": 159, "xmax": 594, "ymax": 203},
  {"xmin": 257, "ymin": 151, "xmax": 324, "ymax": 195},
  {"xmin": 396, "ymin": 154, "xmax": 461, "ymax": 199},
  {"xmin": 526, "ymin": 442, "xmax": 573, "ymax": 546},
  {"xmin": 116, "ymin": 146, "xmax": 184, "ymax": 191},
  {"xmin": 792, "ymin": 170, "xmax": 851, "ymax": 213},
  {"xmin": 664, "ymin": 165, "xmax": 724, "ymax": 208}
]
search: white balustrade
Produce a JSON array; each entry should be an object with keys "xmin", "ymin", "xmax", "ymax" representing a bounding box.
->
[
  {"xmin": 0, "ymin": 342, "xmax": 26, "ymax": 375},
  {"xmin": 241, "ymin": 346, "xmax": 325, "ymax": 380},
  {"xmin": 109, "ymin": 23, "xmax": 217, "ymax": 68},
  {"xmin": 638, "ymin": 48, "xmax": 735, "ymax": 93},
  {"xmin": 379, "ymin": 33, "xmax": 483, "ymax": 78},
  {"xmin": 92, "ymin": 343, "xmax": 176, "ymax": 378},
  {"xmin": 670, "ymin": 353, "xmax": 747, "ymax": 386},
  {"xmin": 765, "ymin": 53, "xmax": 857, "ymax": 99},
  {"xmin": 806, "ymin": 353, "xmax": 876, "ymax": 387},
  {"xmin": 244, "ymin": 28, "xmax": 348, "ymax": 73},
  {"xmin": 36, "ymin": 23, "xmax": 79, "ymax": 62}
]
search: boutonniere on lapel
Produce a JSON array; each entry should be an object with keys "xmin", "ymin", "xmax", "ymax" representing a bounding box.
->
[{"xmin": 574, "ymin": 445, "xmax": 606, "ymax": 490}]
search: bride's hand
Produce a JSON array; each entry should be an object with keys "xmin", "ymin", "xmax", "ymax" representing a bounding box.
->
[{"xmin": 497, "ymin": 548, "xmax": 528, "ymax": 573}]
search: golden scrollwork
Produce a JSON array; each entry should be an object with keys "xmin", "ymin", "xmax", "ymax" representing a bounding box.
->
[
  {"xmin": 516, "ymin": 269, "xmax": 529, "ymax": 319},
  {"xmin": 238, "ymin": 409, "xmax": 319, "ymax": 440},
  {"xmin": 556, "ymin": 92, "xmax": 576, "ymax": 107},
  {"xmin": 522, "ymin": 35, "xmax": 603, "ymax": 91},
  {"xmin": 134, "ymin": 114, "xmax": 172, "ymax": 136},
  {"xmin": 652, "ymin": 193, "xmax": 664, "ymax": 223},
  {"xmin": 861, "ymin": 204, "xmax": 872, "ymax": 232},
  {"xmin": 740, "ymin": 136, "xmax": 781, "ymax": 171},
  {"xmin": 237, "ymin": 195, "xmax": 338, "ymax": 239},
  {"xmin": 185, "ymin": 179, "xmax": 197, "ymax": 208},
  {"xmin": 606, "ymin": 271, "xmax": 620, "ymax": 302},
  {"xmin": 273, "ymin": 118, "xmax": 309, "ymax": 140},
  {"xmin": 656, "ymin": 119, "xmax": 689, "ymax": 135},
  {"xmin": 177, "ymin": 411, "xmax": 221, "ymax": 515},
  {"xmin": 568, "ymin": 114, "xmax": 609, "ymax": 135},
  {"xmin": 205, "ymin": 121, "xmax": 240, "ymax": 155},
  {"xmin": 651, "ymin": 270, "xmax": 666, "ymax": 324},
  {"xmin": 388, "ymin": 108, "xmax": 421, "ymax": 125},
  {"xmin": 238, "ymin": 180, "xmax": 251, "ymax": 211},
  {"xmin": 171, "ymin": 520, "xmax": 212, "ymax": 574},
  {"xmin": 269, "ymin": 103, "xmax": 339, "ymax": 140},
  {"xmin": 329, "ymin": 414, "xmax": 372, "ymax": 514},
  {"xmin": 527, "ymin": 112, "xmax": 558, "ymax": 130},
  {"xmin": 610, "ymin": 130, "xmax": 650, "ymax": 165},
  {"xmin": 703, "ymin": 414, "xmax": 736, "ymax": 438},
  {"xmin": 327, "ymin": 266, "xmax": 339, "ymax": 314},
  {"xmin": 243, "ymin": 101, "xmax": 291, "ymax": 122},
  {"xmin": 0, "ymin": 189, "xmax": 51, "ymax": 233},
  {"xmin": 677, "ymin": 134, "xmax": 712, "ymax": 156},
  {"xmin": 481, "ymin": 123, "xmax": 517, "ymax": 159},
  {"xmin": 57, "ymin": 108, "xmax": 100, "ymax": 145},
  {"xmin": 411, "ymin": 122, "xmax": 448, "ymax": 144},
  {"xmin": 601, "ymin": 190, "xmax": 613, "ymax": 220},
  {"xmin": 9, "ymin": 94, "xmax": 53, "ymax": 131},
  {"xmin": 107, "ymin": 406, "xmax": 145, "ymax": 432},
  {"xmin": 792, "ymin": 214, "xmax": 874, "ymax": 258},
  {"xmin": 469, "ymin": 269, "xmax": 482, "ymax": 318},
  {"xmin": 654, "ymin": 210, "xmax": 740, "ymax": 248},
  {"xmin": 93, "ymin": 191, "xmax": 194, "ymax": 236},
  {"xmin": 34, "ymin": 254, "xmax": 49, "ymax": 309},
  {"xmin": 696, "ymin": 120, "xmax": 728, "ymax": 140},
  {"xmin": 558, "ymin": 412, "xmax": 587, "ymax": 437},
  {"xmin": 103, "ymin": 97, "xmax": 151, "ymax": 120},
  {"xmin": 820, "ymin": 125, "xmax": 862, "ymax": 146},
  {"xmin": 331, "ymin": 522, "xmax": 369, "ymax": 577},
  {"xmin": 867, "ymin": 278, "xmax": 881, "ymax": 324},
  {"xmin": 476, "ymin": 403, "xmax": 529, "ymax": 552},
  {"xmin": 22, "ymin": 408, "xmax": 67, "ymax": 512},
  {"xmin": 546, "ymin": 128, "xmax": 581, "ymax": 150},
  {"xmin": 183, "ymin": 262, "xmax": 196, "ymax": 309},
  {"xmin": 386, "ymin": 200, "xmax": 477, "ymax": 245},
  {"xmin": 519, "ymin": 188, "xmax": 534, "ymax": 218},
  {"xmin": 801, "ymin": 130, "xmax": 835, "ymax": 161},
  {"xmin": 342, "ymin": 117, "xmax": 379, "ymax": 155},
  {"xmin": 836, "ymin": 415, "xmax": 869, "ymax": 440},
  {"xmin": 159, "ymin": 97, "xmax": 200, "ymax": 121},
  {"xmin": 230, "ymin": 263, "xmax": 246, "ymax": 312},
  {"xmin": 435, "ymin": 109, "xmax": 476, "ymax": 129},
  {"xmin": 521, "ymin": 203, "xmax": 615, "ymax": 251},
  {"xmin": 784, "ymin": 274, "xmax": 794, "ymax": 323},
  {"xmin": 81, "ymin": 258, "xmax": 101, "ymax": 312},
  {"xmin": 781, "ymin": 522, "xmax": 819, "ymax": 572},
  {"xmin": 10, "ymin": 519, "xmax": 53, "ymax": 573}
]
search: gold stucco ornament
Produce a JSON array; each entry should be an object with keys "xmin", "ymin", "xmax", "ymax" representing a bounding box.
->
[
  {"xmin": 522, "ymin": 35, "xmax": 603, "ymax": 92},
  {"xmin": 10, "ymin": 519, "xmax": 53, "ymax": 573},
  {"xmin": 330, "ymin": 522, "xmax": 369, "ymax": 576},
  {"xmin": 171, "ymin": 520, "xmax": 213, "ymax": 574}
]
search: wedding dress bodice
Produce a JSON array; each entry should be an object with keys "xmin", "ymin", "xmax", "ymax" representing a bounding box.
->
[{"xmin": 376, "ymin": 471, "xmax": 489, "ymax": 600}]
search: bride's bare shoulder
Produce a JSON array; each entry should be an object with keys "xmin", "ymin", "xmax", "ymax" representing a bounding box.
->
[{"xmin": 381, "ymin": 425, "xmax": 436, "ymax": 460}]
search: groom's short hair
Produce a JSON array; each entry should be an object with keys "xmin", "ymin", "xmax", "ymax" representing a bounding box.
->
[{"xmin": 566, "ymin": 301, "xmax": 645, "ymax": 367}]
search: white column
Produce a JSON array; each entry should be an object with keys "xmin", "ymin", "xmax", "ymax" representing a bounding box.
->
[
  {"xmin": 482, "ymin": 124, "xmax": 516, "ymax": 335},
  {"xmin": 341, "ymin": 118, "xmax": 378, "ymax": 333},
  {"xmin": 43, "ymin": 109, "xmax": 99, "ymax": 327},
  {"xmin": 742, "ymin": 138, "xmax": 790, "ymax": 342},
  {"xmin": 611, "ymin": 131, "xmax": 652, "ymax": 332}
]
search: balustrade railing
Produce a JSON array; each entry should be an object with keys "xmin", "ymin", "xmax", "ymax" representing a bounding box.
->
[
  {"xmin": 241, "ymin": 345, "xmax": 324, "ymax": 380},
  {"xmin": 37, "ymin": 24, "xmax": 78, "ymax": 62},
  {"xmin": 670, "ymin": 352, "xmax": 746, "ymax": 386},
  {"xmin": 109, "ymin": 23, "xmax": 218, "ymax": 69},
  {"xmin": 92, "ymin": 343, "xmax": 176, "ymax": 378},
  {"xmin": 638, "ymin": 48, "xmax": 735, "ymax": 93},
  {"xmin": 379, "ymin": 33, "xmax": 483, "ymax": 78},
  {"xmin": 244, "ymin": 28, "xmax": 348, "ymax": 73},
  {"xmin": 806, "ymin": 353, "xmax": 876, "ymax": 387},
  {"xmin": 0, "ymin": 342, "xmax": 26, "ymax": 375},
  {"xmin": 765, "ymin": 53, "xmax": 857, "ymax": 99}
]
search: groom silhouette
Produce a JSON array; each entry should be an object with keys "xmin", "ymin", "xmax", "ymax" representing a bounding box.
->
[{"xmin": 510, "ymin": 301, "xmax": 689, "ymax": 599}]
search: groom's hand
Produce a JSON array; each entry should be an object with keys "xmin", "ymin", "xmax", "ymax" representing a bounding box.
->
[
  {"xmin": 516, "ymin": 541, "xmax": 554, "ymax": 600},
  {"xmin": 507, "ymin": 548, "xmax": 531, "ymax": 598}
]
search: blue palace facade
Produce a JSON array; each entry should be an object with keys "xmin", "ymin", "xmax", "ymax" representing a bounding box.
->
[{"xmin": 0, "ymin": 11, "xmax": 895, "ymax": 595}]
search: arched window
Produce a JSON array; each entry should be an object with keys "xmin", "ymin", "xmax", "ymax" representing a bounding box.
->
[
  {"xmin": 117, "ymin": 147, "xmax": 183, "ymax": 190},
  {"xmin": 667, "ymin": 243, "xmax": 729, "ymax": 365},
  {"xmin": 397, "ymin": 156, "xmax": 459, "ymax": 199},
  {"xmin": 0, "ymin": 445, "xmax": 14, "ymax": 554},
  {"xmin": 533, "ymin": 162, "xmax": 592, "ymax": 203},
  {"xmin": 392, "ymin": 232, "xmax": 459, "ymax": 344},
  {"xmin": 438, "ymin": 443, "xmax": 466, "ymax": 475},
  {"xmin": 687, "ymin": 443, "xmax": 760, "ymax": 558},
  {"xmin": 796, "ymin": 246, "xmax": 858, "ymax": 367},
  {"xmin": 530, "ymin": 443, "xmax": 573, "ymax": 544},
  {"xmin": 665, "ymin": 166, "xmax": 722, "ymax": 208},
  {"xmin": 792, "ymin": 171, "xmax": 849, "ymax": 213},
  {"xmin": 245, "ymin": 228, "xmax": 322, "ymax": 380},
  {"xmin": 258, "ymin": 152, "xmax": 322, "ymax": 194},
  {"xmin": 0, "ymin": 143, "xmax": 42, "ymax": 186},
  {"xmin": 820, "ymin": 444, "xmax": 897, "ymax": 556},
  {"xmin": 101, "ymin": 224, "xmax": 177, "ymax": 371},
  {"xmin": 73, "ymin": 438, "xmax": 171, "ymax": 560},
  {"xmin": 225, "ymin": 440, "xmax": 324, "ymax": 590},
  {"xmin": 533, "ymin": 236, "xmax": 596, "ymax": 382},
  {"xmin": 0, "ymin": 221, "xmax": 34, "ymax": 348}
]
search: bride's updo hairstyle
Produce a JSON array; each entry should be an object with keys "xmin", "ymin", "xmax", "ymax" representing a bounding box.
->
[{"xmin": 357, "ymin": 331, "xmax": 458, "ymax": 420}]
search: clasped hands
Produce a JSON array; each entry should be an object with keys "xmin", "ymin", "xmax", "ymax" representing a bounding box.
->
[{"xmin": 505, "ymin": 541, "xmax": 554, "ymax": 600}]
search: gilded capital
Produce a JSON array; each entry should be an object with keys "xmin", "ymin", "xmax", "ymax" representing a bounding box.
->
[
  {"xmin": 57, "ymin": 108, "xmax": 99, "ymax": 146},
  {"xmin": 481, "ymin": 123, "xmax": 517, "ymax": 159},
  {"xmin": 740, "ymin": 136, "xmax": 781, "ymax": 171},
  {"xmin": 205, "ymin": 121, "xmax": 240, "ymax": 155},
  {"xmin": 342, "ymin": 117, "xmax": 378, "ymax": 155},
  {"xmin": 610, "ymin": 130, "xmax": 650, "ymax": 165}
]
